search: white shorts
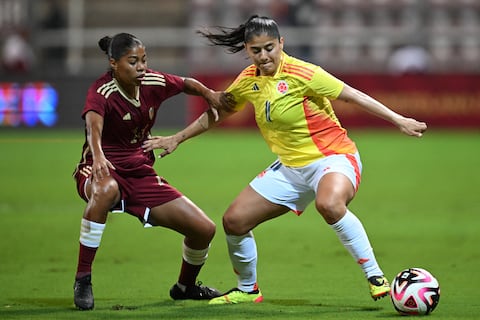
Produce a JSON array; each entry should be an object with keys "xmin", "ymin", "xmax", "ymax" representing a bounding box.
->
[{"xmin": 249, "ymin": 153, "xmax": 362, "ymax": 215}]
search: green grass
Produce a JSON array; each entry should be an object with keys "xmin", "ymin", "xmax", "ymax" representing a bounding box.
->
[{"xmin": 0, "ymin": 128, "xmax": 479, "ymax": 319}]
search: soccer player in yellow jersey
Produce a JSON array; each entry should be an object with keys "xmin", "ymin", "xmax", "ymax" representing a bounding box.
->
[{"xmin": 143, "ymin": 15, "xmax": 427, "ymax": 304}]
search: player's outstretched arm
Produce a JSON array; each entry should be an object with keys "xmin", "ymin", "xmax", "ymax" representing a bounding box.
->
[
  {"xmin": 337, "ymin": 84, "xmax": 427, "ymax": 137},
  {"xmin": 143, "ymin": 107, "xmax": 233, "ymax": 158}
]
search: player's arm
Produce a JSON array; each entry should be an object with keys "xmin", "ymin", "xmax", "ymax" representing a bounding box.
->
[
  {"xmin": 142, "ymin": 107, "xmax": 233, "ymax": 158},
  {"xmin": 182, "ymin": 77, "xmax": 235, "ymax": 120},
  {"xmin": 85, "ymin": 111, "xmax": 115, "ymax": 181},
  {"xmin": 337, "ymin": 84, "xmax": 427, "ymax": 137}
]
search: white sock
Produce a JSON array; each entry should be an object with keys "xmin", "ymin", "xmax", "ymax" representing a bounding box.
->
[
  {"xmin": 182, "ymin": 243, "xmax": 209, "ymax": 266},
  {"xmin": 79, "ymin": 218, "xmax": 105, "ymax": 248},
  {"xmin": 226, "ymin": 231, "xmax": 257, "ymax": 292},
  {"xmin": 330, "ymin": 210, "xmax": 383, "ymax": 278}
]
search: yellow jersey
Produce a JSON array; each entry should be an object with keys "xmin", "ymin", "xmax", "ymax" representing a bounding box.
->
[{"xmin": 226, "ymin": 52, "xmax": 357, "ymax": 167}]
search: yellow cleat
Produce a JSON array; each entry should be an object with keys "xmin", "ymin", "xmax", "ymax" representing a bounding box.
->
[
  {"xmin": 369, "ymin": 275, "xmax": 391, "ymax": 301},
  {"xmin": 209, "ymin": 288, "xmax": 263, "ymax": 305}
]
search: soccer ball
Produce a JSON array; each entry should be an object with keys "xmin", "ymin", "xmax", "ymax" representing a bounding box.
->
[{"xmin": 390, "ymin": 267, "xmax": 440, "ymax": 315}]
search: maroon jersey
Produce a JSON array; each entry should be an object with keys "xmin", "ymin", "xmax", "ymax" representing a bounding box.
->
[
  {"xmin": 78, "ymin": 69, "xmax": 184, "ymax": 176},
  {"xmin": 73, "ymin": 69, "xmax": 185, "ymax": 221}
]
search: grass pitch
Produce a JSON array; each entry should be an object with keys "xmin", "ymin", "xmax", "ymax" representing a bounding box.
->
[{"xmin": 0, "ymin": 128, "xmax": 479, "ymax": 319}]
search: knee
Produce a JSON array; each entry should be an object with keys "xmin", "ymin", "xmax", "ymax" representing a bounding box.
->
[
  {"xmin": 185, "ymin": 217, "xmax": 216, "ymax": 247},
  {"xmin": 202, "ymin": 220, "xmax": 216, "ymax": 242},
  {"xmin": 90, "ymin": 177, "xmax": 120, "ymax": 206},
  {"xmin": 222, "ymin": 213, "xmax": 248, "ymax": 236},
  {"xmin": 190, "ymin": 213, "xmax": 216, "ymax": 243},
  {"xmin": 315, "ymin": 197, "xmax": 346, "ymax": 224}
]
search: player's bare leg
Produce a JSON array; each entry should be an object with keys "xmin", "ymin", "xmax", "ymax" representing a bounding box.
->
[{"xmin": 74, "ymin": 176, "xmax": 120, "ymax": 310}]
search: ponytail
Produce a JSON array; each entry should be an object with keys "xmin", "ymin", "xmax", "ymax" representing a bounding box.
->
[{"xmin": 197, "ymin": 15, "xmax": 280, "ymax": 53}]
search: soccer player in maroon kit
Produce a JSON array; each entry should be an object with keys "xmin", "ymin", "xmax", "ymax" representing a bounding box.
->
[{"xmin": 72, "ymin": 33, "xmax": 226, "ymax": 310}]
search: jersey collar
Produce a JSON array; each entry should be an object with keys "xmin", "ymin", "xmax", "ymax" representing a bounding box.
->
[
  {"xmin": 113, "ymin": 78, "xmax": 141, "ymax": 107},
  {"xmin": 272, "ymin": 51, "xmax": 287, "ymax": 78}
]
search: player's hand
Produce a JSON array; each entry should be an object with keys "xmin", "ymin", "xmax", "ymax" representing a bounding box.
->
[
  {"xmin": 142, "ymin": 135, "xmax": 179, "ymax": 158},
  {"xmin": 91, "ymin": 156, "xmax": 115, "ymax": 182},
  {"xmin": 205, "ymin": 91, "xmax": 236, "ymax": 121},
  {"xmin": 397, "ymin": 117, "xmax": 427, "ymax": 137}
]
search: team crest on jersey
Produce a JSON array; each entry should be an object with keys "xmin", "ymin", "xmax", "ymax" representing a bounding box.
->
[
  {"xmin": 149, "ymin": 107, "xmax": 154, "ymax": 120},
  {"xmin": 276, "ymin": 80, "xmax": 288, "ymax": 94}
]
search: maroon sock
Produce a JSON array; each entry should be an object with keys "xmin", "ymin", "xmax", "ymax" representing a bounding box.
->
[
  {"xmin": 75, "ymin": 243, "xmax": 97, "ymax": 279},
  {"xmin": 178, "ymin": 259, "xmax": 203, "ymax": 287}
]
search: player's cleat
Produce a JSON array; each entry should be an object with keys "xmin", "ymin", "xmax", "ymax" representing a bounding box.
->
[
  {"xmin": 368, "ymin": 275, "xmax": 391, "ymax": 301},
  {"xmin": 170, "ymin": 282, "xmax": 222, "ymax": 300},
  {"xmin": 208, "ymin": 287, "xmax": 264, "ymax": 305},
  {"xmin": 74, "ymin": 274, "xmax": 94, "ymax": 310}
]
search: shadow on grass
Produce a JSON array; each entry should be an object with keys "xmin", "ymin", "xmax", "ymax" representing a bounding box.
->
[{"xmin": 1, "ymin": 297, "xmax": 398, "ymax": 319}]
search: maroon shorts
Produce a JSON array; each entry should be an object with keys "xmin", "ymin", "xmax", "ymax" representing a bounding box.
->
[{"xmin": 73, "ymin": 164, "xmax": 182, "ymax": 224}]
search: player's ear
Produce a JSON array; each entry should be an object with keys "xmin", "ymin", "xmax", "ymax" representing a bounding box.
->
[
  {"xmin": 109, "ymin": 58, "xmax": 117, "ymax": 71},
  {"xmin": 279, "ymin": 37, "xmax": 284, "ymax": 49}
]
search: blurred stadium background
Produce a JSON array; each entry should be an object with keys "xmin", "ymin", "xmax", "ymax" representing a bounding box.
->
[
  {"xmin": 0, "ymin": 0, "xmax": 479, "ymax": 129},
  {"xmin": 1, "ymin": 3, "xmax": 479, "ymax": 317}
]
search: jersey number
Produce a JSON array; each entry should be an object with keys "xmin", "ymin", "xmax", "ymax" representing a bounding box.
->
[{"xmin": 265, "ymin": 101, "xmax": 272, "ymax": 122}]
